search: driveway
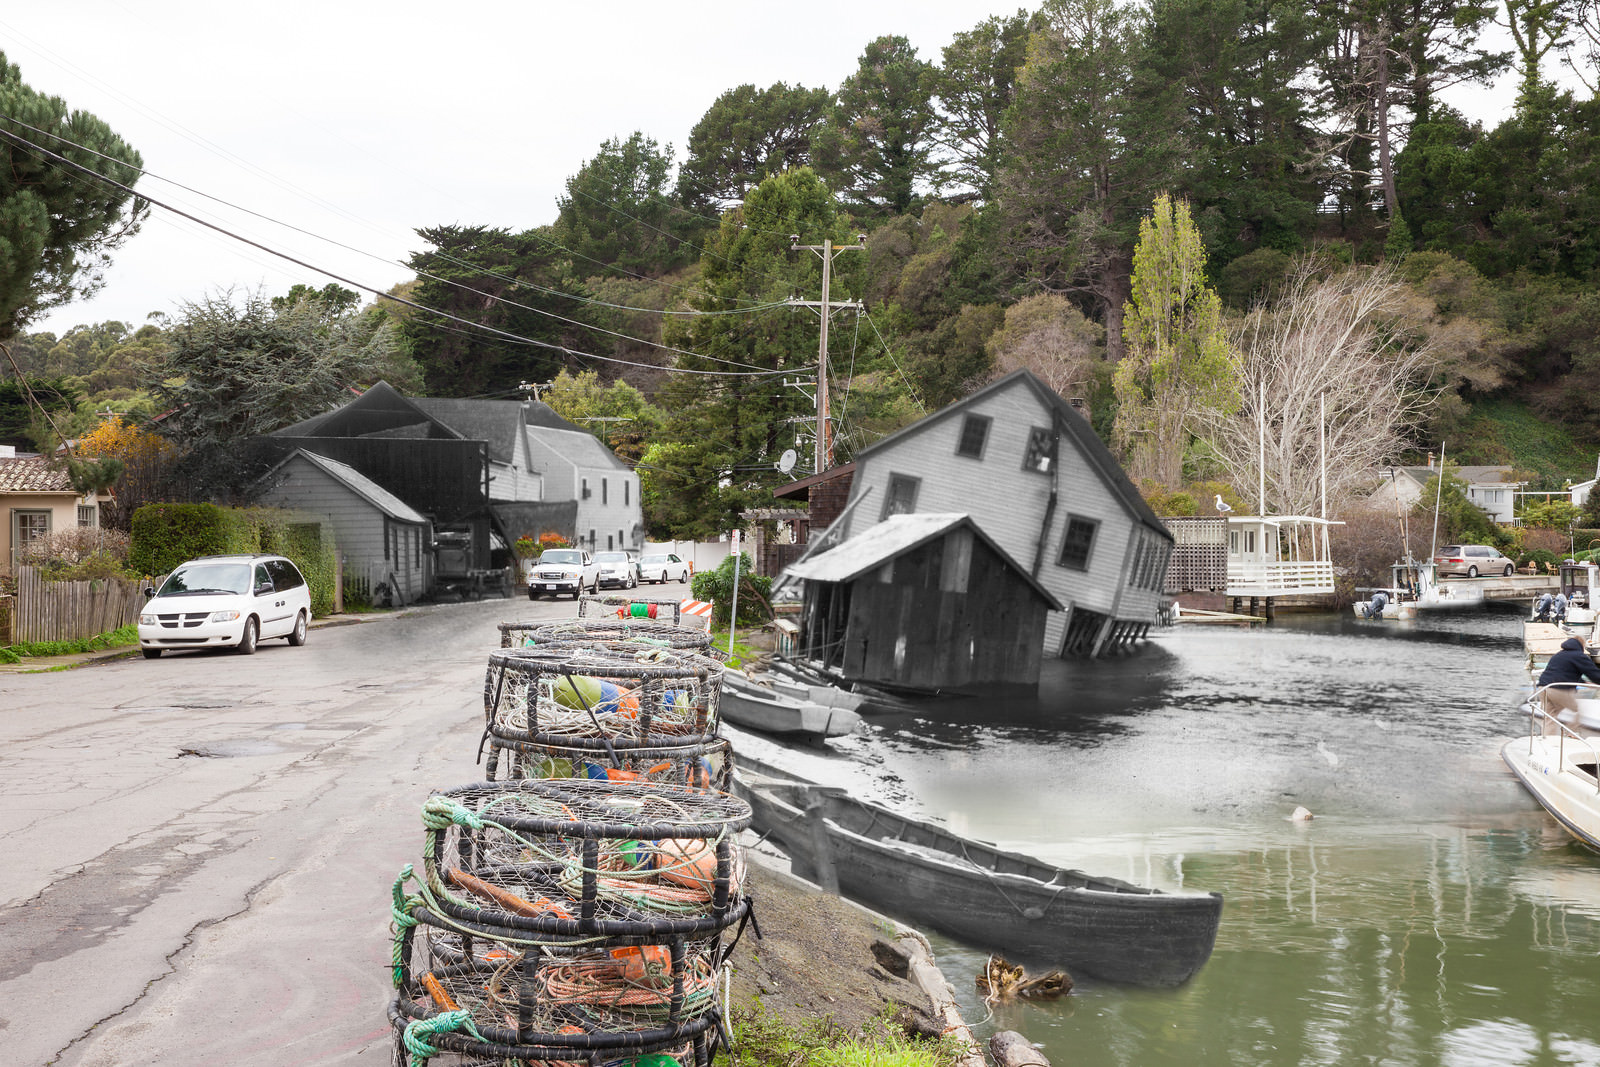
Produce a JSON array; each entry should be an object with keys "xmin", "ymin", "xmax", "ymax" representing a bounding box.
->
[{"xmin": 0, "ymin": 594, "xmax": 594, "ymax": 1066}]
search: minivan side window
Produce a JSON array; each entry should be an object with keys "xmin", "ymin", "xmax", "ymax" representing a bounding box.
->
[
  {"xmin": 254, "ymin": 564, "xmax": 274, "ymax": 594},
  {"xmin": 268, "ymin": 560, "xmax": 303, "ymax": 589}
]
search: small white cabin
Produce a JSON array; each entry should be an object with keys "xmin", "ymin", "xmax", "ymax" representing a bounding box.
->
[{"xmin": 1225, "ymin": 515, "xmax": 1338, "ymax": 598}]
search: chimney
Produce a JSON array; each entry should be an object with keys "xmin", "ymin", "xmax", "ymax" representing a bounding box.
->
[
  {"xmin": 1068, "ymin": 397, "xmax": 1089, "ymax": 418},
  {"xmin": 1427, "ymin": 451, "xmax": 1435, "ymax": 469}
]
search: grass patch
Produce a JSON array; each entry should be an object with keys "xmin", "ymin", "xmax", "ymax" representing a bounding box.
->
[
  {"xmin": 0, "ymin": 624, "xmax": 139, "ymax": 663},
  {"xmin": 718, "ymin": 1007, "xmax": 965, "ymax": 1067},
  {"xmin": 706, "ymin": 625, "xmax": 768, "ymax": 669},
  {"xmin": 1454, "ymin": 398, "xmax": 1596, "ymax": 487}
]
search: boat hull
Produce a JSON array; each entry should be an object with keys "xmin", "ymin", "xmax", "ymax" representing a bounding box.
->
[
  {"xmin": 1502, "ymin": 735, "xmax": 1600, "ymax": 852},
  {"xmin": 719, "ymin": 678, "xmax": 861, "ymax": 739},
  {"xmin": 736, "ymin": 770, "xmax": 1222, "ymax": 987}
]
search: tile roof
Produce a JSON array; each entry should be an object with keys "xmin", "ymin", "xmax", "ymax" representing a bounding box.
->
[{"xmin": 0, "ymin": 456, "xmax": 75, "ymax": 494}]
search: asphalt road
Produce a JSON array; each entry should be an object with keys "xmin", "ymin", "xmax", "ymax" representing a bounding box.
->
[{"xmin": 0, "ymin": 582, "xmax": 693, "ymax": 1067}]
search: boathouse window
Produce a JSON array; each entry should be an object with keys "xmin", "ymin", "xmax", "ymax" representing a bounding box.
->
[
  {"xmin": 882, "ymin": 473, "xmax": 921, "ymax": 520},
  {"xmin": 581, "ymin": 477, "xmax": 591, "ymax": 500},
  {"xmin": 1022, "ymin": 426, "xmax": 1056, "ymax": 473},
  {"xmin": 1057, "ymin": 516, "xmax": 1098, "ymax": 571},
  {"xmin": 956, "ymin": 414, "xmax": 991, "ymax": 459},
  {"xmin": 602, "ymin": 478, "xmax": 608, "ymax": 504}
]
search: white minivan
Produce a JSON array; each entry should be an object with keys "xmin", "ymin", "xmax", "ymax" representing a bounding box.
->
[{"xmin": 138, "ymin": 554, "xmax": 312, "ymax": 658}]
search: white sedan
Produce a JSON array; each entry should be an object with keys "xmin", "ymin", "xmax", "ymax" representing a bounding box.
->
[{"xmin": 638, "ymin": 553, "xmax": 691, "ymax": 584}]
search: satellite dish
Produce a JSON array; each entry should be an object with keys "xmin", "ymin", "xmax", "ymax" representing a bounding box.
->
[{"xmin": 777, "ymin": 449, "xmax": 798, "ymax": 474}]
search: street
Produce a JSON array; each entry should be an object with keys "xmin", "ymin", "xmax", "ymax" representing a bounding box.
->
[{"xmin": 0, "ymin": 585, "xmax": 691, "ymax": 1067}]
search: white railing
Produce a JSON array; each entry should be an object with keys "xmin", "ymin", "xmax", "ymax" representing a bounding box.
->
[{"xmin": 1226, "ymin": 560, "xmax": 1336, "ymax": 596}]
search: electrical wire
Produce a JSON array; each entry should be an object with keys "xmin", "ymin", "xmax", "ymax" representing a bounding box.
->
[
  {"xmin": 0, "ymin": 122, "xmax": 801, "ymax": 380},
  {"xmin": 0, "ymin": 113, "xmax": 785, "ymax": 370}
]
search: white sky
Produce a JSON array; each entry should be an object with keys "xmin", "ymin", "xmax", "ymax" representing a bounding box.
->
[{"xmin": 0, "ymin": 2, "xmax": 1553, "ymax": 337}]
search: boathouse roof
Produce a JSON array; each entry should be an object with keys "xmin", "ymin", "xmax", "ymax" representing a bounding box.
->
[{"xmin": 784, "ymin": 512, "xmax": 1062, "ymax": 609}]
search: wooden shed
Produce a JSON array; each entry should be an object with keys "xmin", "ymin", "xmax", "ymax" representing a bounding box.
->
[{"xmin": 783, "ymin": 513, "xmax": 1061, "ymax": 693}]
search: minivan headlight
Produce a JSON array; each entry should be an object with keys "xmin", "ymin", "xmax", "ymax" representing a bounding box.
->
[
  {"xmin": 138, "ymin": 612, "xmax": 157, "ymax": 625},
  {"xmin": 208, "ymin": 610, "xmax": 242, "ymax": 623}
]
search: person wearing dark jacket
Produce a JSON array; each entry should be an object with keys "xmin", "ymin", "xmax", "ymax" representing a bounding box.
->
[{"xmin": 1537, "ymin": 637, "xmax": 1600, "ymax": 720}]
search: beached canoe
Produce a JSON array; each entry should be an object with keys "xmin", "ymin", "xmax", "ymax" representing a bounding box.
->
[
  {"xmin": 734, "ymin": 763, "xmax": 1223, "ymax": 987},
  {"xmin": 719, "ymin": 672, "xmax": 862, "ymax": 740}
]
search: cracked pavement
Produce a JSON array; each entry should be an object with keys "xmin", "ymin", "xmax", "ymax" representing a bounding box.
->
[{"xmin": 0, "ymin": 594, "xmax": 584, "ymax": 1066}]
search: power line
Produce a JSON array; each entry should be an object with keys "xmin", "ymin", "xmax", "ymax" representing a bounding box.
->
[
  {"xmin": 0, "ymin": 114, "xmax": 783, "ymax": 370},
  {"xmin": 0, "ymin": 122, "xmax": 798, "ymax": 380}
]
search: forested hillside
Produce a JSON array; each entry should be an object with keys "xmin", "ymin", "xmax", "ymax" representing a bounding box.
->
[{"xmin": 7, "ymin": 1, "xmax": 1600, "ymax": 539}]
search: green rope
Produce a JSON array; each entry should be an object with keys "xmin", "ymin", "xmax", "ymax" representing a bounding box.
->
[
  {"xmin": 390, "ymin": 864, "xmax": 421, "ymax": 988},
  {"xmin": 421, "ymin": 794, "xmax": 484, "ymax": 832},
  {"xmin": 401, "ymin": 1009, "xmax": 484, "ymax": 1065}
]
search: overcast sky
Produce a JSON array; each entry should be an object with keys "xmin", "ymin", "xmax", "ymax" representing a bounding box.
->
[{"xmin": 1, "ymin": 2, "xmax": 1539, "ymax": 337}]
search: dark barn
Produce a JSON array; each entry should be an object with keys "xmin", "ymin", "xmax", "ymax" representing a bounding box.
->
[{"xmin": 784, "ymin": 513, "xmax": 1061, "ymax": 693}]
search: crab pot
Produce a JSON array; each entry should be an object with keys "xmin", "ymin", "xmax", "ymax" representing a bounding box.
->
[
  {"xmin": 576, "ymin": 593, "xmax": 686, "ymax": 625},
  {"xmin": 483, "ymin": 648, "xmax": 723, "ymax": 744},
  {"xmin": 483, "ymin": 735, "xmax": 732, "ymax": 791},
  {"xmin": 500, "ymin": 617, "xmax": 713, "ymax": 653},
  {"xmin": 418, "ymin": 779, "xmax": 751, "ymax": 939},
  {"xmin": 389, "ymin": 908, "xmax": 724, "ymax": 1064}
]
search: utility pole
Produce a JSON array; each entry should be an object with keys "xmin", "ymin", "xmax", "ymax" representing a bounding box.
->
[{"xmin": 789, "ymin": 234, "xmax": 866, "ymax": 474}]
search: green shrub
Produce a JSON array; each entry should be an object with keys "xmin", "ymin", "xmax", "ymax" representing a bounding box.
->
[
  {"xmin": 129, "ymin": 503, "xmax": 255, "ymax": 575},
  {"xmin": 690, "ymin": 552, "xmax": 772, "ymax": 626},
  {"xmin": 1522, "ymin": 549, "xmax": 1560, "ymax": 572},
  {"xmin": 130, "ymin": 504, "xmax": 336, "ymax": 616}
]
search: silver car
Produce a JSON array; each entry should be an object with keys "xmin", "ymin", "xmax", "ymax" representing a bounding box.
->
[
  {"xmin": 1434, "ymin": 544, "xmax": 1515, "ymax": 578},
  {"xmin": 594, "ymin": 550, "xmax": 639, "ymax": 590},
  {"xmin": 638, "ymin": 552, "xmax": 691, "ymax": 584}
]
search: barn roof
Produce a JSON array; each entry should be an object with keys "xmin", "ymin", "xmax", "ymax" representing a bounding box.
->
[
  {"xmin": 784, "ymin": 512, "xmax": 1062, "ymax": 609},
  {"xmin": 263, "ymin": 449, "xmax": 427, "ymax": 524}
]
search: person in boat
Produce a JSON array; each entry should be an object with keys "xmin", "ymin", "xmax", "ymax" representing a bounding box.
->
[
  {"xmin": 1363, "ymin": 590, "xmax": 1389, "ymax": 619},
  {"xmin": 1537, "ymin": 636, "xmax": 1600, "ymax": 720}
]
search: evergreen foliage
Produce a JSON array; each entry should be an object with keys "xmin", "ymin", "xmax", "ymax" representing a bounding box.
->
[{"xmin": 0, "ymin": 51, "xmax": 146, "ymax": 342}]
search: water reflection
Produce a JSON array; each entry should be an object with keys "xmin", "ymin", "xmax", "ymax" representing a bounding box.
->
[{"xmin": 838, "ymin": 612, "xmax": 1600, "ymax": 1065}]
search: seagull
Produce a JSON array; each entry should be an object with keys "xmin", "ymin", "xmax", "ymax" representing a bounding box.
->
[{"xmin": 1215, "ymin": 494, "xmax": 1234, "ymax": 514}]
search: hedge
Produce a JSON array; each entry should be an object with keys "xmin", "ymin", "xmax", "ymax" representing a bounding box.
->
[{"xmin": 129, "ymin": 503, "xmax": 338, "ymax": 616}]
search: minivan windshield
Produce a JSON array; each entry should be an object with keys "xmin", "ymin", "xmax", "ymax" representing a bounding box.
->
[
  {"xmin": 539, "ymin": 550, "xmax": 582, "ymax": 564},
  {"xmin": 159, "ymin": 562, "xmax": 252, "ymax": 596}
]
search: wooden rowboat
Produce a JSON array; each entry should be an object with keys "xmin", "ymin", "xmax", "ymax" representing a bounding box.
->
[
  {"xmin": 719, "ymin": 672, "xmax": 862, "ymax": 740},
  {"xmin": 734, "ymin": 763, "xmax": 1223, "ymax": 988}
]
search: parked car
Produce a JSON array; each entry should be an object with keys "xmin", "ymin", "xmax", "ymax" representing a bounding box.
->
[
  {"xmin": 527, "ymin": 548, "xmax": 599, "ymax": 599},
  {"xmin": 1434, "ymin": 544, "xmax": 1516, "ymax": 578},
  {"xmin": 638, "ymin": 552, "xmax": 691, "ymax": 584},
  {"xmin": 594, "ymin": 550, "xmax": 640, "ymax": 590},
  {"xmin": 138, "ymin": 554, "xmax": 311, "ymax": 658}
]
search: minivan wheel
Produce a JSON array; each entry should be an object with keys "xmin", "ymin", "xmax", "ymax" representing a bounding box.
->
[
  {"xmin": 1504, "ymin": 564, "xmax": 1514, "ymax": 576},
  {"xmin": 287, "ymin": 611, "xmax": 307, "ymax": 647},
  {"xmin": 1467, "ymin": 565, "xmax": 1479, "ymax": 578},
  {"xmin": 237, "ymin": 617, "xmax": 258, "ymax": 655}
]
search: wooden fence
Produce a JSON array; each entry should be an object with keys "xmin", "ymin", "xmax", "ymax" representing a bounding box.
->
[{"xmin": 10, "ymin": 566, "xmax": 147, "ymax": 644}]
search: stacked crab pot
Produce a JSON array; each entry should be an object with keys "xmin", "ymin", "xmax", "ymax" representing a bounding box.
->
[
  {"xmin": 389, "ymin": 778, "xmax": 752, "ymax": 1067},
  {"xmin": 479, "ymin": 641, "xmax": 731, "ymax": 792}
]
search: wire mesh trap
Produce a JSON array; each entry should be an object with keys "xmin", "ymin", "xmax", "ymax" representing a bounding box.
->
[
  {"xmin": 483, "ymin": 736, "xmax": 733, "ymax": 792},
  {"xmin": 483, "ymin": 648, "xmax": 723, "ymax": 743},
  {"xmin": 577, "ymin": 594, "xmax": 685, "ymax": 625},
  {"xmin": 417, "ymin": 779, "xmax": 752, "ymax": 938},
  {"xmin": 500, "ymin": 618, "xmax": 713, "ymax": 653},
  {"xmin": 389, "ymin": 908, "xmax": 723, "ymax": 1065}
]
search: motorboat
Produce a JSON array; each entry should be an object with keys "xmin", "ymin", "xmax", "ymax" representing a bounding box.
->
[
  {"xmin": 733, "ymin": 760, "xmax": 1223, "ymax": 987},
  {"xmin": 1353, "ymin": 560, "xmax": 1482, "ymax": 620},
  {"xmin": 1502, "ymin": 683, "xmax": 1600, "ymax": 851},
  {"xmin": 1557, "ymin": 561, "xmax": 1600, "ymax": 627}
]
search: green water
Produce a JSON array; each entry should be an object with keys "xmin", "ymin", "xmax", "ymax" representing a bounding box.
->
[{"xmin": 822, "ymin": 612, "xmax": 1600, "ymax": 1066}]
